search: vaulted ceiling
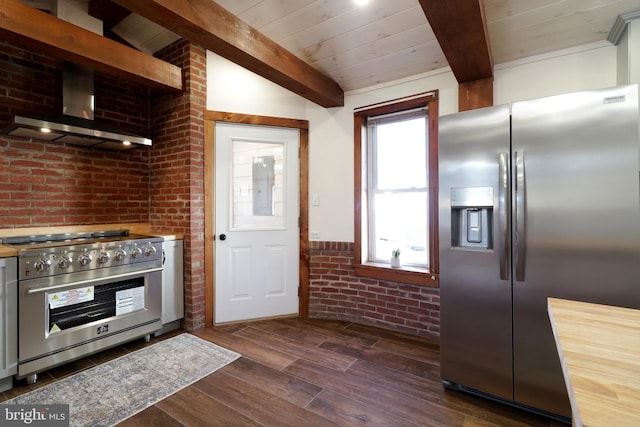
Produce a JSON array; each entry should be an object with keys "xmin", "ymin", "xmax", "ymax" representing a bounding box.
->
[
  {"xmin": 108, "ymin": 0, "xmax": 640, "ymax": 90},
  {"xmin": 8, "ymin": 0, "xmax": 640, "ymax": 108}
]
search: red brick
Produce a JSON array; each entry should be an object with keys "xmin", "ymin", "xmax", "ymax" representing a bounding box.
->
[{"xmin": 310, "ymin": 243, "xmax": 440, "ymax": 338}]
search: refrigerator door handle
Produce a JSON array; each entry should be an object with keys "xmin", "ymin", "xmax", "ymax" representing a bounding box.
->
[
  {"xmin": 515, "ymin": 151, "xmax": 526, "ymax": 281},
  {"xmin": 498, "ymin": 152, "xmax": 510, "ymax": 280}
]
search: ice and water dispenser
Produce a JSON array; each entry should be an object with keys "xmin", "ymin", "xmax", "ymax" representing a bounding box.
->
[{"xmin": 450, "ymin": 187, "xmax": 494, "ymax": 250}]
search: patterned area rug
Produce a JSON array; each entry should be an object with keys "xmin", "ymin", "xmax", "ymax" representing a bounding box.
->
[{"xmin": 6, "ymin": 333, "xmax": 241, "ymax": 427}]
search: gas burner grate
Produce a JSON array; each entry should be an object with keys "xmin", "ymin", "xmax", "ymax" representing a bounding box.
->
[{"xmin": 1, "ymin": 230, "xmax": 129, "ymax": 246}]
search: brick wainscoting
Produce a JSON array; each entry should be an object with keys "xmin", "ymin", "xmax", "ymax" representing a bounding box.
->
[{"xmin": 309, "ymin": 241, "xmax": 440, "ymax": 337}]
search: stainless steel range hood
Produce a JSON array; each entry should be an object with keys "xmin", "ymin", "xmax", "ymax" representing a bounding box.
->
[
  {"xmin": 6, "ymin": 63, "xmax": 152, "ymax": 151},
  {"xmin": 7, "ymin": 115, "xmax": 152, "ymax": 150},
  {"xmin": 4, "ymin": 1, "xmax": 152, "ymax": 151}
]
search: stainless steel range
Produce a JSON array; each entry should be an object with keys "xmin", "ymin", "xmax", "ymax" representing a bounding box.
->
[{"xmin": 1, "ymin": 230, "xmax": 163, "ymax": 384}]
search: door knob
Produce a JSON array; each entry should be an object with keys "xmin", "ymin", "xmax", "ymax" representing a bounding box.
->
[{"xmin": 219, "ymin": 234, "xmax": 227, "ymax": 241}]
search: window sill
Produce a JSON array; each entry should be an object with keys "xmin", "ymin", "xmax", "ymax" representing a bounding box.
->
[{"xmin": 353, "ymin": 262, "xmax": 439, "ymax": 287}]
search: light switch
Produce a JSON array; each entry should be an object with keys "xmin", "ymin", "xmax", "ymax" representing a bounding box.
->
[{"xmin": 312, "ymin": 194, "xmax": 320, "ymax": 206}]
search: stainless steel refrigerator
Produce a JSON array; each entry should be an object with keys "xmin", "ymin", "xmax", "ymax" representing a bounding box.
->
[{"xmin": 438, "ymin": 84, "xmax": 640, "ymax": 420}]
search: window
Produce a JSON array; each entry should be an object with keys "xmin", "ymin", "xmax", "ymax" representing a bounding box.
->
[
  {"xmin": 368, "ymin": 110, "xmax": 428, "ymax": 266},
  {"xmin": 354, "ymin": 92, "xmax": 439, "ymax": 287}
]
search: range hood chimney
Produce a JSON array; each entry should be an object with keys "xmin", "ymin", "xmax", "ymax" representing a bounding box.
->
[{"xmin": 4, "ymin": 0, "xmax": 152, "ymax": 150}]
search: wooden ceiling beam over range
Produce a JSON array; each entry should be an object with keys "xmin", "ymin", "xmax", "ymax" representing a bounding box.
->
[
  {"xmin": 112, "ymin": 0, "xmax": 345, "ymax": 108},
  {"xmin": 88, "ymin": 0, "xmax": 131, "ymax": 30},
  {"xmin": 419, "ymin": 0, "xmax": 493, "ymax": 110},
  {"xmin": 0, "ymin": 0, "xmax": 182, "ymax": 93},
  {"xmin": 88, "ymin": 0, "xmax": 137, "ymax": 49}
]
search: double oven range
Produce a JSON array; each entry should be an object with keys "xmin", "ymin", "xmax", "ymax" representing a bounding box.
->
[{"xmin": 2, "ymin": 230, "xmax": 163, "ymax": 384}]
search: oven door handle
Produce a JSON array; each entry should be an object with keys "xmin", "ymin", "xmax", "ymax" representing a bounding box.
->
[{"xmin": 26, "ymin": 267, "xmax": 164, "ymax": 295}]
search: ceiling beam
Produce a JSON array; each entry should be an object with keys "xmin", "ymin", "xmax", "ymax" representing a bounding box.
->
[
  {"xmin": 88, "ymin": 0, "xmax": 138, "ymax": 50},
  {"xmin": 459, "ymin": 77, "xmax": 493, "ymax": 111},
  {"xmin": 88, "ymin": 0, "xmax": 132, "ymax": 30},
  {"xmin": 0, "ymin": 0, "xmax": 182, "ymax": 93},
  {"xmin": 418, "ymin": 0, "xmax": 493, "ymax": 83},
  {"xmin": 112, "ymin": 0, "xmax": 345, "ymax": 108}
]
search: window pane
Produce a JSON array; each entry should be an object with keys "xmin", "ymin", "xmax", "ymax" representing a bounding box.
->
[
  {"xmin": 231, "ymin": 140, "xmax": 285, "ymax": 230},
  {"xmin": 373, "ymin": 192, "xmax": 428, "ymax": 265},
  {"xmin": 375, "ymin": 118, "xmax": 426, "ymax": 190}
]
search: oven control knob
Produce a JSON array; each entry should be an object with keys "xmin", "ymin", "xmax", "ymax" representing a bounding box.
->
[
  {"xmin": 114, "ymin": 248, "xmax": 127, "ymax": 262},
  {"xmin": 97, "ymin": 251, "xmax": 111, "ymax": 264},
  {"xmin": 58, "ymin": 254, "xmax": 72, "ymax": 269},
  {"xmin": 78, "ymin": 251, "xmax": 92, "ymax": 266},
  {"xmin": 130, "ymin": 244, "xmax": 142, "ymax": 259},
  {"xmin": 144, "ymin": 244, "xmax": 157, "ymax": 257},
  {"xmin": 34, "ymin": 257, "xmax": 51, "ymax": 272}
]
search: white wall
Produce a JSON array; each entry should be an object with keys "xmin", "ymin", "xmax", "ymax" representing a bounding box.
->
[
  {"xmin": 494, "ymin": 41, "xmax": 617, "ymax": 104},
  {"xmin": 206, "ymin": 50, "xmax": 307, "ymax": 118},
  {"xmin": 207, "ymin": 42, "xmax": 618, "ymax": 243}
]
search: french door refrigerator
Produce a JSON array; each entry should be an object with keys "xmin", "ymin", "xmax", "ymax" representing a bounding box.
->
[{"xmin": 438, "ymin": 84, "xmax": 640, "ymax": 420}]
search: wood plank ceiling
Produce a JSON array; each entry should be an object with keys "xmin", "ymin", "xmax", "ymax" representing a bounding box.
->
[
  {"xmin": 11, "ymin": 0, "xmax": 640, "ymax": 106},
  {"xmin": 111, "ymin": 0, "xmax": 345, "ymax": 107},
  {"xmin": 210, "ymin": 0, "xmax": 640, "ymax": 92}
]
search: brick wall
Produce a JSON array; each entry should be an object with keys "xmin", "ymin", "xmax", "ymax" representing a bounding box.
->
[
  {"xmin": 94, "ymin": 72, "xmax": 151, "ymax": 138},
  {"xmin": 151, "ymin": 40, "xmax": 207, "ymax": 331},
  {"xmin": 309, "ymin": 241, "xmax": 441, "ymax": 337},
  {"xmin": 0, "ymin": 37, "xmax": 207, "ymax": 331},
  {"xmin": 0, "ymin": 39, "xmax": 440, "ymax": 336},
  {"xmin": 0, "ymin": 41, "xmax": 59, "ymax": 125},
  {"xmin": 0, "ymin": 41, "xmax": 151, "ymax": 228}
]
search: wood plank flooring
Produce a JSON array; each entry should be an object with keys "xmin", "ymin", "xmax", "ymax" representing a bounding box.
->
[{"xmin": 1, "ymin": 318, "xmax": 567, "ymax": 426}]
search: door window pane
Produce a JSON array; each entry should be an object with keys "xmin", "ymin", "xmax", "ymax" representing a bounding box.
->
[{"xmin": 231, "ymin": 140, "xmax": 285, "ymax": 230}]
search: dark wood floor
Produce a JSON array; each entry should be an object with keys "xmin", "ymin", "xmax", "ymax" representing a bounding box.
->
[{"xmin": 1, "ymin": 318, "xmax": 568, "ymax": 426}]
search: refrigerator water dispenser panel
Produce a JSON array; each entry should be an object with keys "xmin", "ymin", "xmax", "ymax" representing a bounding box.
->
[
  {"xmin": 451, "ymin": 187, "xmax": 493, "ymax": 249},
  {"xmin": 466, "ymin": 209, "xmax": 483, "ymax": 243}
]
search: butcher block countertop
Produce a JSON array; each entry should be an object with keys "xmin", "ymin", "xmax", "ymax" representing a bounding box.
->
[
  {"xmin": 0, "ymin": 246, "xmax": 16, "ymax": 258},
  {"xmin": 548, "ymin": 297, "xmax": 640, "ymax": 427},
  {"xmin": 0, "ymin": 223, "xmax": 183, "ymax": 258}
]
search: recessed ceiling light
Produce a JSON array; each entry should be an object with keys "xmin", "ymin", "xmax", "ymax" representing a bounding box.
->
[
  {"xmin": 40, "ymin": 128, "xmax": 51, "ymax": 133},
  {"xmin": 354, "ymin": 0, "xmax": 369, "ymax": 5}
]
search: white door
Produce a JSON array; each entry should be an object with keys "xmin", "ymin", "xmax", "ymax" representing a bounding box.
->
[{"xmin": 214, "ymin": 122, "xmax": 299, "ymax": 323}]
